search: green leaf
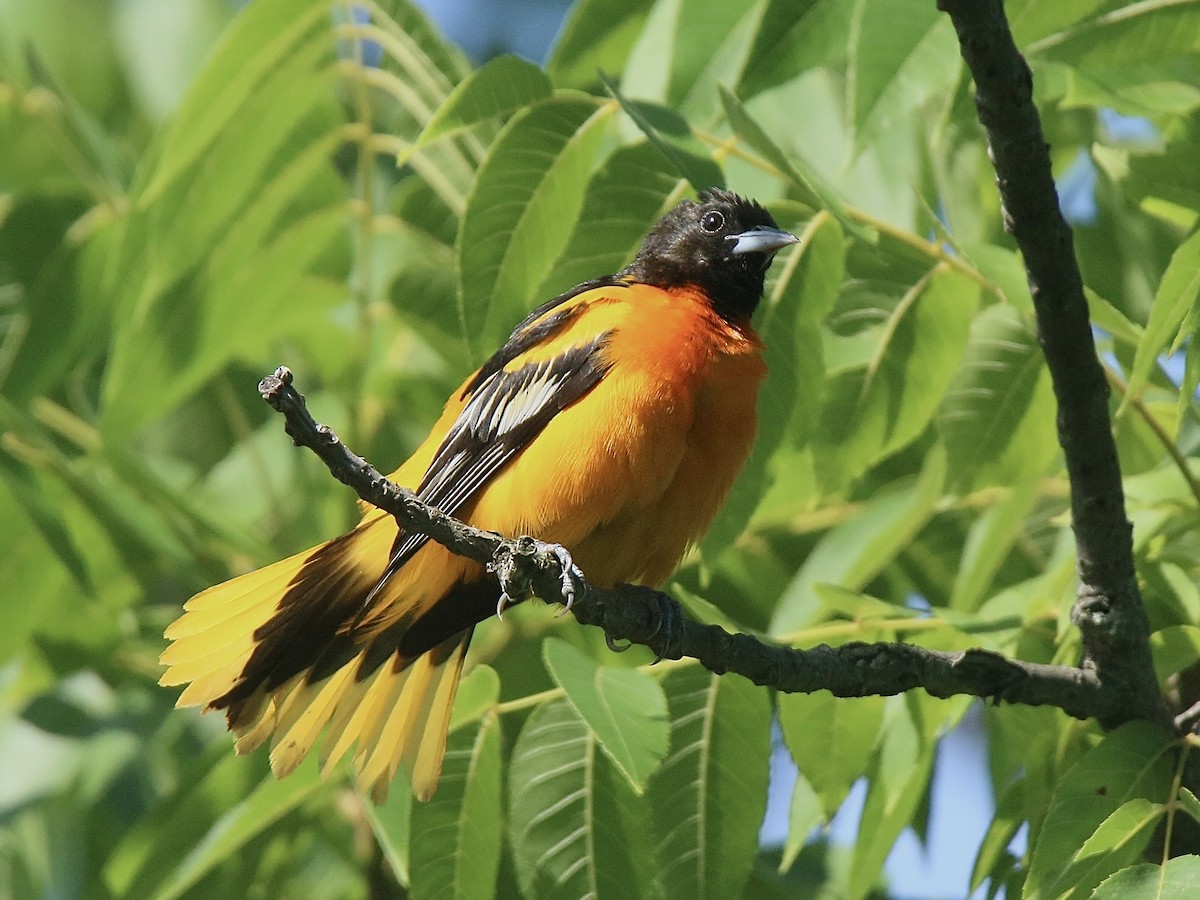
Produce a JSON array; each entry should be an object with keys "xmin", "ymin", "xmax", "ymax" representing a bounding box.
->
[
  {"xmin": 1178, "ymin": 334, "xmax": 1200, "ymax": 435},
  {"xmin": 949, "ymin": 471, "xmax": 1043, "ymax": 612},
  {"xmin": 1094, "ymin": 856, "xmax": 1200, "ymax": 900},
  {"xmin": 409, "ymin": 711, "xmax": 502, "ymax": 900},
  {"xmin": 703, "ymin": 211, "xmax": 844, "ymax": 559},
  {"xmin": 771, "ymin": 445, "xmax": 947, "ymax": 636},
  {"xmin": 848, "ymin": 695, "xmax": 939, "ymax": 900},
  {"xmin": 534, "ymin": 141, "xmax": 680, "ymax": 300},
  {"xmin": 939, "ymin": 304, "xmax": 1058, "ymax": 491},
  {"xmin": 1007, "ymin": 0, "xmax": 1114, "ymax": 46},
  {"xmin": 1181, "ymin": 788, "xmax": 1200, "ymax": 824},
  {"xmin": 0, "ymin": 480, "xmax": 74, "ymax": 664},
  {"xmin": 542, "ymin": 637, "xmax": 669, "ymax": 793},
  {"xmin": 1150, "ymin": 625, "xmax": 1200, "ymax": 682},
  {"xmin": 449, "ymin": 664, "xmax": 500, "ymax": 731},
  {"xmin": 366, "ymin": 785, "xmax": 413, "ymax": 888},
  {"xmin": 135, "ymin": 0, "xmax": 331, "ymax": 203},
  {"xmin": 1060, "ymin": 798, "xmax": 1166, "ymax": 896},
  {"xmin": 509, "ymin": 698, "xmax": 655, "ymax": 900},
  {"xmin": 360, "ymin": 0, "xmax": 472, "ymax": 93},
  {"xmin": 663, "ymin": 0, "xmax": 765, "ymax": 122},
  {"xmin": 457, "ymin": 96, "xmax": 615, "ymax": 359},
  {"xmin": 104, "ymin": 209, "xmax": 348, "ymax": 436},
  {"xmin": 0, "ymin": 448, "xmax": 92, "ymax": 594},
  {"xmin": 719, "ymin": 86, "xmax": 865, "ymax": 240},
  {"xmin": 113, "ymin": 754, "xmax": 325, "ymax": 900},
  {"xmin": 1088, "ymin": 286, "xmax": 1144, "ymax": 347},
  {"xmin": 814, "ymin": 266, "xmax": 976, "ymax": 492},
  {"xmin": 619, "ymin": 0, "xmax": 761, "ymax": 120},
  {"xmin": 812, "ymin": 584, "xmax": 913, "ymax": 621},
  {"xmin": 1096, "ymin": 141, "xmax": 1200, "ymax": 226},
  {"xmin": 1122, "ymin": 229, "xmax": 1200, "ymax": 414},
  {"xmin": 648, "ymin": 667, "xmax": 771, "ymax": 900},
  {"xmin": 778, "ymin": 691, "xmax": 884, "ymax": 817},
  {"xmin": 779, "ymin": 771, "xmax": 824, "ymax": 873},
  {"xmin": 402, "ymin": 55, "xmax": 551, "ymax": 163},
  {"xmin": 970, "ymin": 779, "xmax": 1029, "ymax": 894},
  {"xmin": 547, "ymin": 0, "xmax": 652, "ymax": 90},
  {"xmin": 1025, "ymin": 722, "xmax": 1176, "ymax": 900},
  {"xmin": 1062, "ymin": 61, "xmax": 1200, "ymax": 118},
  {"xmin": 740, "ymin": 0, "xmax": 857, "ymax": 98},
  {"xmin": 100, "ymin": 9, "xmax": 347, "ymax": 438},
  {"xmin": 1028, "ymin": 1, "xmax": 1200, "ymax": 70},
  {"xmin": 602, "ymin": 77, "xmax": 723, "ymax": 193},
  {"xmin": 846, "ymin": 0, "xmax": 960, "ymax": 152}
]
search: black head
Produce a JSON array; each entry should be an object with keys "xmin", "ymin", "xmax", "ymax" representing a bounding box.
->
[{"xmin": 624, "ymin": 188, "xmax": 799, "ymax": 320}]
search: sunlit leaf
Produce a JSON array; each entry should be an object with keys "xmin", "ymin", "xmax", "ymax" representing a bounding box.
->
[
  {"xmin": 739, "ymin": 0, "xmax": 856, "ymax": 98},
  {"xmin": 771, "ymin": 445, "xmax": 946, "ymax": 636},
  {"xmin": 1122, "ymin": 229, "xmax": 1200, "ymax": 415},
  {"xmin": 135, "ymin": 0, "xmax": 331, "ymax": 203},
  {"xmin": 648, "ymin": 668, "xmax": 770, "ymax": 900},
  {"xmin": 779, "ymin": 770, "xmax": 824, "ymax": 873},
  {"xmin": 1028, "ymin": 0, "xmax": 1200, "ymax": 70},
  {"xmin": 939, "ymin": 304, "xmax": 1058, "ymax": 491},
  {"xmin": 457, "ymin": 96, "xmax": 615, "ymax": 359},
  {"xmin": 547, "ymin": 0, "xmax": 653, "ymax": 90},
  {"xmin": 409, "ymin": 712, "xmax": 502, "ymax": 900},
  {"xmin": 403, "ymin": 55, "xmax": 551, "ymax": 162},
  {"xmin": 1149, "ymin": 625, "xmax": 1200, "ymax": 682},
  {"xmin": 509, "ymin": 698, "xmax": 654, "ymax": 900},
  {"xmin": 1025, "ymin": 723, "xmax": 1176, "ymax": 900},
  {"xmin": 601, "ymin": 78, "xmax": 723, "ymax": 193},
  {"xmin": 848, "ymin": 694, "xmax": 941, "ymax": 900},
  {"xmin": 535, "ymin": 141, "xmax": 680, "ymax": 299},
  {"xmin": 719, "ymin": 86, "xmax": 864, "ymax": 239},
  {"xmin": 1093, "ymin": 856, "xmax": 1200, "ymax": 900},
  {"xmin": 542, "ymin": 637, "xmax": 669, "ymax": 793},
  {"xmin": 846, "ymin": 0, "xmax": 960, "ymax": 152},
  {"xmin": 779, "ymin": 691, "xmax": 883, "ymax": 817},
  {"xmin": 814, "ymin": 266, "xmax": 976, "ymax": 491},
  {"xmin": 949, "ymin": 472, "xmax": 1042, "ymax": 612}
]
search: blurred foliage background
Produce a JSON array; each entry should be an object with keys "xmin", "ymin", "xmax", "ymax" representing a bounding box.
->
[{"xmin": 4, "ymin": 0, "xmax": 1200, "ymax": 897}]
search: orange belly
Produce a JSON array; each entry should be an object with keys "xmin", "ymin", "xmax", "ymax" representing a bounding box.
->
[{"xmin": 463, "ymin": 286, "xmax": 766, "ymax": 588}]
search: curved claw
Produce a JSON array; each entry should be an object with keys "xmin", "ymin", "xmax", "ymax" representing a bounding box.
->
[
  {"xmin": 496, "ymin": 591, "xmax": 514, "ymax": 621},
  {"xmin": 606, "ymin": 634, "xmax": 633, "ymax": 653},
  {"xmin": 549, "ymin": 544, "xmax": 584, "ymax": 617},
  {"xmin": 650, "ymin": 594, "xmax": 683, "ymax": 665}
]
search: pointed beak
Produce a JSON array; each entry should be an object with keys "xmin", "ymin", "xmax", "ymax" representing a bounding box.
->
[{"xmin": 726, "ymin": 226, "xmax": 800, "ymax": 257}]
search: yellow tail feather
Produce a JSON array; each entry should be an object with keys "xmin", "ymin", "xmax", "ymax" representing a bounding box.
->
[{"xmin": 160, "ymin": 514, "xmax": 476, "ymax": 801}]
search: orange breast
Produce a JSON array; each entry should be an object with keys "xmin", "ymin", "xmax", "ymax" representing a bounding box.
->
[{"xmin": 466, "ymin": 283, "xmax": 766, "ymax": 588}]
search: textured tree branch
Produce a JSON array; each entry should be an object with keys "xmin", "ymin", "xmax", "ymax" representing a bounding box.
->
[
  {"xmin": 261, "ymin": 366, "xmax": 1136, "ymax": 724},
  {"xmin": 937, "ymin": 0, "xmax": 1170, "ymax": 728}
]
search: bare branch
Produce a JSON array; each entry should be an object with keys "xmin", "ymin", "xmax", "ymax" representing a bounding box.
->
[
  {"xmin": 261, "ymin": 366, "xmax": 1136, "ymax": 724},
  {"xmin": 937, "ymin": 0, "xmax": 1170, "ymax": 728}
]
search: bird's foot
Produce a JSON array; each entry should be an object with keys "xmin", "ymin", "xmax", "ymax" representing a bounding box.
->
[
  {"xmin": 489, "ymin": 536, "xmax": 584, "ymax": 621},
  {"xmin": 602, "ymin": 589, "xmax": 683, "ymax": 663}
]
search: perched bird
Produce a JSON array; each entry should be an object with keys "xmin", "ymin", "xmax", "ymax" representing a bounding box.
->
[{"xmin": 160, "ymin": 189, "xmax": 799, "ymax": 801}]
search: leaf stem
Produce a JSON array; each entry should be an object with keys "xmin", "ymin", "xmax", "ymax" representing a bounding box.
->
[{"xmin": 1105, "ymin": 367, "xmax": 1200, "ymax": 510}]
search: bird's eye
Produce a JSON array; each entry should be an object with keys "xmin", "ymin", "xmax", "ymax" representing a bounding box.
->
[{"xmin": 700, "ymin": 210, "xmax": 725, "ymax": 233}]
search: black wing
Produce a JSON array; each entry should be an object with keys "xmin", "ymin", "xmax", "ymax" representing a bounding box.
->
[
  {"xmin": 460, "ymin": 274, "xmax": 625, "ymax": 398},
  {"xmin": 366, "ymin": 330, "xmax": 614, "ymax": 604}
]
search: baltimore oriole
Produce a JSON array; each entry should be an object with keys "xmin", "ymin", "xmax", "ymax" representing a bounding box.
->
[{"xmin": 160, "ymin": 189, "xmax": 798, "ymax": 800}]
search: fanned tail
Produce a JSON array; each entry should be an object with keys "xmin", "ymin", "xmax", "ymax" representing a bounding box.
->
[{"xmin": 159, "ymin": 513, "xmax": 483, "ymax": 800}]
